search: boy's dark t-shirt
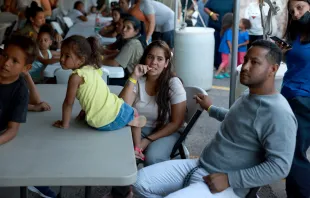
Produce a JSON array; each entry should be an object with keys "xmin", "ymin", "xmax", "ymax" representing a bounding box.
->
[{"xmin": 0, "ymin": 76, "xmax": 29, "ymax": 131}]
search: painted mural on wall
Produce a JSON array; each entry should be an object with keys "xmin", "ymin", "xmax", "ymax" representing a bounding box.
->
[{"xmin": 240, "ymin": 0, "xmax": 289, "ymax": 38}]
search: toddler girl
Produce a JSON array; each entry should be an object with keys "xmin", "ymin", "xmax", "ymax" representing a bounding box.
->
[
  {"xmin": 214, "ymin": 13, "xmax": 233, "ymax": 79},
  {"xmin": 238, "ymin": 18, "xmax": 251, "ymax": 65},
  {"xmin": 53, "ymin": 35, "xmax": 146, "ymax": 160},
  {"xmin": 30, "ymin": 24, "xmax": 60, "ymax": 83}
]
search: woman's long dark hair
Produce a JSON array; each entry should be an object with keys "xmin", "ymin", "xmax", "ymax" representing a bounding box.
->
[
  {"xmin": 285, "ymin": 0, "xmax": 310, "ymax": 44},
  {"xmin": 220, "ymin": 13, "xmax": 233, "ymax": 36},
  {"xmin": 139, "ymin": 40, "xmax": 177, "ymax": 132},
  {"xmin": 25, "ymin": 1, "xmax": 43, "ymax": 22},
  {"xmin": 123, "ymin": 15, "xmax": 147, "ymax": 49}
]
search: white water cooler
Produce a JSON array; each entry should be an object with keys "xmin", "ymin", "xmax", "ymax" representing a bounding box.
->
[{"xmin": 174, "ymin": 27, "xmax": 215, "ymax": 90}]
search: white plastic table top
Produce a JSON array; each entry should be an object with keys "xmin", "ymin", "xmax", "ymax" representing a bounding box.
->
[
  {"xmin": 44, "ymin": 63, "xmax": 125, "ymax": 78},
  {"xmin": 0, "ymin": 84, "xmax": 137, "ymax": 187},
  {"xmin": 64, "ymin": 15, "xmax": 116, "ymax": 44}
]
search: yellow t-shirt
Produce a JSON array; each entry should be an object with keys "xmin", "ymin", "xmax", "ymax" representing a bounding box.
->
[{"xmin": 72, "ymin": 66, "xmax": 124, "ymax": 128}]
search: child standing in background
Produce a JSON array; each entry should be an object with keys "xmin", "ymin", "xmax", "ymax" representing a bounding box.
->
[
  {"xmin": 30, "ymin": 24, "xmax": 60, "ymax": 83},
  {"xmin": 214, "ymin": 13, "xmax": 233, "ymax": 79},
  {"xmin": 238, "ymin": 18, "xmax": 251, "ymax": 65},
  {"xmin": 53, "ymin": 35, "xmax": 147, "ymax": 160}
]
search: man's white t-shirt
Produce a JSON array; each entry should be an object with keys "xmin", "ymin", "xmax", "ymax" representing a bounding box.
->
[
  {"xmin": 244, "ymin": 2, "xmax": 270, "ymax": 36},
  {"xmin": 68, "ymin": 9, "xmax": 84, "ymax": 23},
  {"xmin": 133, "ymin": 77, "xmax": 186, "ymax": 128}
]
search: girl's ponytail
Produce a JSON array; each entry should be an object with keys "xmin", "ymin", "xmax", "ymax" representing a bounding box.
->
[{"xmin": 86, "ymin": 36, "xmax": 103, "ymax": 68}]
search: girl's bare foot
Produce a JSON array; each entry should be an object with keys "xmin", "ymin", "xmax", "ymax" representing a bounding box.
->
[{"xmin": 128, "ymin": 115, "xmax": 146, "ymax": 128}]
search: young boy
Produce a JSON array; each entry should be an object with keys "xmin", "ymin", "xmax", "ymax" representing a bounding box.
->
[
  {"xmin": 68, "ymin": 1, "xmax": 88, "ymax": 23},
  {"xmin": 0, "ymin": 35, "xmax": 36, "ymax": 145}
]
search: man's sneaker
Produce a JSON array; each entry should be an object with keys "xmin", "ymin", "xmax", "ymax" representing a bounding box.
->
[
  {"xmin": 223, "ymin": 73, "xmax": 230, "ymax": 78},
  {"xmin": 28, "ymin": 186, "xmax": 56, "ymax": 198}
]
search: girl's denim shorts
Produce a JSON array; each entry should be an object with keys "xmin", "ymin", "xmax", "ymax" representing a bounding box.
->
[{"xmin": 96, "ymin": 102, "xmax": 134, "ymax": 131}]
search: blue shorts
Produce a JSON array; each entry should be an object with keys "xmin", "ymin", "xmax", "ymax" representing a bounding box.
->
[{"xmin": 96, "ymin": 102, "xmax": 134, "ymax": 131}]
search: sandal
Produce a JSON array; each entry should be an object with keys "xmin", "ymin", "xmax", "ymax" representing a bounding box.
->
[{"xmin": 134, "ymin": 147, "xmax": 145, "ymax": 161}]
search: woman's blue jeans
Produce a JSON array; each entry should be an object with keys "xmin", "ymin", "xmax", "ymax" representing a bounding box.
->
[{"xmin": 286, "ymin": 96, "xmax": 310, "ymax": 198}]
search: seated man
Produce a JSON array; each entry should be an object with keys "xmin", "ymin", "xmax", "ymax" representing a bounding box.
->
[
  {"xmin": 133, "ymin": 40, "xmax": 297, "ymax": 198},
  {"xmin": 68, "ymin": 1, "xmax": 88, "ymax": 23}
]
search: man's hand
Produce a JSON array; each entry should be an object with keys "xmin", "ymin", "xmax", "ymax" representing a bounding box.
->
[
  {"xmin": 211, "ymin": 13, "xmax": 219, "ymax": 21},
  {"xmin": 194, "ymin": 93, "xmax": 212, "ymax": 111},
  {"xmin": 203, "ymin": 173, "xmax": 230, "ymax": 193}
]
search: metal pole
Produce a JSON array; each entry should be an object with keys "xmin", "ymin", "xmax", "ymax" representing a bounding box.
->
[
  {"xmin": 229, "ymin": 0, "xmax": 241, "ymax": 107},
  {"xmin": 174, "ymin": 0, "xmax": 179, "ymax": 30}
]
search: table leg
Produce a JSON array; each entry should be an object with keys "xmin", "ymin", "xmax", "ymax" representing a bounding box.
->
[
  {"xmin": 85, "ymin": 186, "xmax": 91, "ymax": 198},
  {"xmin": 20, "ymin": 187, "xmax": 28, "ymax": 198}
]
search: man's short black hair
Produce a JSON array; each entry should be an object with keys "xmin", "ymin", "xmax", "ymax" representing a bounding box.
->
[
  {"xmin": 251, "ymin": 39, "xmax": 282, "ymax": 65},
  {"xmin": 5, "ymin": 35, "xmax": 38, "ymax": 64},
  {"xmin": 74, "ymin": 1, "xmax": 84, "ymax": 9}
]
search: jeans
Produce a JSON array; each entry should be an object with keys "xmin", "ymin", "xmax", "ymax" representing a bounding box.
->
[
  {"xmin": 141, "ymin": 127, "xmax": 180, "ymax": 166},
  {"xmin": 96, "ymin": 103, "xmax": 134, "ymax": 131},
  {"xmin": 111, "ymin": 128, "xmax": 180, "ymax": 197},
  {"xmin": 152, "ymin": 31, "xmax": 174, "ymax": 49},
  {"xmin": 286, "ymin": 96, "xmax": 310, "ymax": 198},
  {"xmin": 213, "ymin": 30, "xmax": 222, "ymax": 69},
  {"xmin": 133, "ymin": 159, "xmax": 239, "ymax": 198}
]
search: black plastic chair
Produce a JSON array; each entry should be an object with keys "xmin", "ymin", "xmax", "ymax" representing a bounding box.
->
[
  {"xmin": 2, "ymin": 20, "xmax": 16, "ymax": 44},
  {"xmin": 246, "ymin": 187, "xmax": 260, "ymax": 198},
  {"xmin": 170, "ymin": 86, "xmax": 207, "ymax": 159}
]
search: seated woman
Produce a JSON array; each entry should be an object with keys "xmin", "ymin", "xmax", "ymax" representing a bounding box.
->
[
  {"xmin": 6, "ymin": 0, "xmax": 52, "ymax": 25},
  {"xmin": 102, "ymin": 13, "xmax": 130, "ymax": 56},
  {"xmin": 105, "ymin": 40, "xmax": 187, "ymax": 198},
  {"xmin": 68, "ymin": 1, "xmax": 88, "ymax": 23},
  {"xmin": 99, "ymin": 8, "xmax": 122, "ymax": 38},
  {"xmin": 18, "ymin": 2, "xmax": 62, "ymax": 45},
  {"xmin": 102, "ymin": 15, "xmax": 146, "ymax": 86},
  {"xmin": 119, "ymin": 40, "xmax": 187, "ymax": 166}
]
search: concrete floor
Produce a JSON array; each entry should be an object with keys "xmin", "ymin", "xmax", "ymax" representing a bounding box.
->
[{"xmin": 1, "ymin": 77, "xmax": 309, "ymax": 198}]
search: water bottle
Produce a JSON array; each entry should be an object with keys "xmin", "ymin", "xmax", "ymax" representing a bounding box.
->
[{"xmin": 94, "ymin": 13, "xmax": 101, "ymax": 33}]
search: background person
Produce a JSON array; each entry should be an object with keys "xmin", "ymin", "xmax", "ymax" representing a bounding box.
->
[
  {"xmin": 204, "ymin": 0, "xmax": 234, "ymax": 69},
  {"xmin": 280, "ymin": 0, "xmax": 310, "ymax": 197},
  {"xmin": 102, "ymin": 15, "xmax": 146, "ymax": 86},
  {"xmin": 244, "ymin": 0, "xmax": 270, "ymax": 47},
  {"xmin": 68, "ymin": 1, "xmax": 88, "ymax": 23}
]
